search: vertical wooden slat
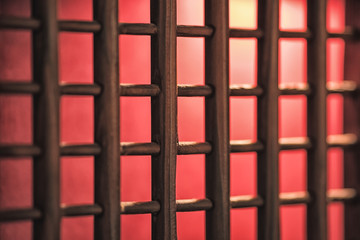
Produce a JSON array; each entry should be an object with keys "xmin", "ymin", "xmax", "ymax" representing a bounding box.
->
[
  {"xmin": 204, "ymin": 0, "xmax": 230, "ymax": 239},
  {"xmin": 344, "ymin": 0, "xmax": 360, "ymax": 239},
  {"xmin": 32, "ymin": 0, "xmax": 60, "ymax": 239},
  {"xmin": 150, "ymin": 0, "xmax": 177, "ymax": 239},
  {"xmin": 93, "ymin": 0, "xmax": 120, "ymax": 239},
  {"xmin": 257, "ymin": 0, "xmax": 280, "ymax": 239},
  {"xmin": 307, "ymin": 0, "xmax": 327, "ymax": 239}
]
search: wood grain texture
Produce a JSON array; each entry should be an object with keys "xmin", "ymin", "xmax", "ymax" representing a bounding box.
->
[
  {"xmin": 344, "ymin": 0, "xmax": 360, "ymax": 239},
  {"xmin": 204, "ymin": 0, "xmax": 230, "ymax": 239},
  {"xmin": 32, "ymin": 0, "xmax": 60, "ymax": 239},
  {"xmin": 150, "ymin": 0, "xmax": 178, "ymax": 238},
  {"xmin": 257, "ymin": 0, "xmax": 280, "ymax": 239},
  {"xmin": 307, "ymin": 0, "xmax": 328, "ymax": 239},
  {"xmin": 93, "ymin": 0, "xmax": 120, "ymax": 239}
]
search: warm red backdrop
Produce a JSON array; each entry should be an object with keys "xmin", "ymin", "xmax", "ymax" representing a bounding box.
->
[{"xmin": 0, "ymin": 0, "xmax": 345, "ymax": 239}]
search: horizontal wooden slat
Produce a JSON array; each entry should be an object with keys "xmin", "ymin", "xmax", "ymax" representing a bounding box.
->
[
  {"xmin": 0, "ymin": 17, "xmax": 102, "ymax": 32},
  {"xmin": 58, "ymin": 188, "xmax": 359, "ymax": 217},
  {"xmin": 280, "ymin": 191, "xmax": 311, "ymax": 205},
  {"xmin": 230, "ymin": 195, "xmax": 264, "ymax": 208},
  {"xmin": 61, "ymin": 84, "xmax": 161, "ymax": 97},
  {"xmin": 61, "ymin": 204, "xmax": 103, "ymax": 216},
  {"xmin": 279, "ymin": 81, "xmax": 359, "ymax": 96},
  {"xmin": 60, "ymin": 144, "xmax": 101, "ymax": 156},
  {"xmin": 1, "ymin": 144, "xmax": 101, "ymax": 157},
  {"xmin": 327, "ymin": 134, "xmax": 358, "ymax": 148},
  {"xmin": 120, "ymin": 142, "xmax": 212, "ymax": 155},
  {"xmin": 327, "ymin": 27, "xmax": 360, "ymax": 40},
  {"xmin": 327, "ymin": 188, "xmax": 357, "ymax": 203},
  {"xmin": 120, "ymin": 142, "xmax": 160, "ymax": 155},
  {"xmin": 279, "ymin": 30, "xmax": 312, "ymax": 39},
  {"xmin": 1, "ymin": 135, "xmax": 356, "ymax": 160},
  {"xmin": 327, "ymin": 81, "xmax": 358, "ymax": 94},
  {"xmin": 0, "ymin": 145, "xmax": 41, "ymax": 157},
  {"xmin": 119, "ymin": 84, "xmax": 160, "ymax": 96},
  {"xmin": 177, "ymin": 25, "xmax": 213, "ymax": 37},
  {"xmin": 59, "ymin": 20, "xmax": 101, "ymax": 32},
  {"xmin": 2, "ymin": 134, "xmax": 357, "ymax": 159},
  {"xmin": 0, "ymin": 189, "xmax": 355, "ymax": 221},
  {"xmin": 176, "ymin": 198, "xmax": 213, "ymax": 212},
  {"xmin": 60, "ymin": 84, "xmax": 101, "ymax": 95},
  {"xmin": 229, "ymin": 28, "xmax": 263, "ymax": 38},
  {"xmin": 230, "ymin": 140, "xmax": 264, "ymax": 152},
  {"xmin": 118, "ymin": 23, "xmax": 157, "ymax": 35},
  {"xmin": 177, "ymin": 142, "xmax": 212, "ymax": 155},
  {"xmin": 3, "ymin": 17, "xmax": 357, "ymax": 42},
  {"xmin": 11, "ymin": 81, "xmax": 357, "ymax": 97},
  {"xmin": 230, "ymin": 85, "xmax": 263, "ymax": 96},
  {"xmin": 121, "ymin": 199, "xmax": 214, "ymax": 214},
  {"xmin": 230, "ymin": 189, "xmax": 356, "ymax": 209},
  {"xmin": 178, "ymin": 84, "xmax": 213, "ymax": 97},
  {"xmin": 279, "ymin": 137, "xmax": 312, "ymax": 150},
  {"xmin": 0, "ymin": 208, "xmax": 42, "ymax": 222},
  {"xmin": 0, "ymin": 16, "xmax": 40, "ymax": 29},
  {"xmin": 279, "ymin": 83, "xmax": 311, "ymax": 95},
  {"xmin": 121, "ymin": 201, "xmax": 160, "ymax": 214},
  {"xmin": 0, "ymin": 82, "xmax": 40, "ymax": 94}
]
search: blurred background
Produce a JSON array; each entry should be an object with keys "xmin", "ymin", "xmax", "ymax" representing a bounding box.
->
[{"xmin": 0, "ymin": 0, "xmax": 345, "ymax": 239}]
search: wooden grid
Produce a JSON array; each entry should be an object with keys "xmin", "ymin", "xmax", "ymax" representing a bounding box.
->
[{"xmin": 0, "ymin": 0, "xmax": 360, "ymax": 239}]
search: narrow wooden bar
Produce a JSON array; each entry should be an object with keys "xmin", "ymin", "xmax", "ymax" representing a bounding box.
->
[
  {"xmin": 122, "ymin": 199, "xmax": 214, "ymax": 214},
  {"xmin": 230, "ymin": 85, "xmax": 264, "ymax": 96},
  {"xmin": 60, "ymin": 143, "xmax": 101, "ymax": 156},
  {"xmin": 119, "ymin": 84, "xmax": 160, "ymax": 96},
  {"xmin": 121, "ymin": 201, "xmax": 161, "ymax": 214},
  {"xmin": 229, "ymin": 28, "xmax": 263, "ymax": 38},
  {"xmin": 0, "ymin": 16, "xmax": 40, "ymax": 30},
  {"xmin": 279, "ymin": 83, "xmax": 311, "ymax": 95},
  {"xmin": 0, "ymin": 82, "xmax": 40, "ymax": 94},
  {"xmin": 279, "ymin": 30, "xmax": 312, "ymax": 39},
  {"xmin": 60, "ymin": 84, "xmax": 101, "ymax": 96},
  {"xmin": 279, "ymin": 137, "xmax": 312, "ymax": 150},
  {"xmin": 176, "ymin": 199, "xmax": 213, "ymax": 212},
  {"xmin": 230, "ymin": 196, "xmax": 264, "ymax": 208},
  {"xmin": 59, "ymin": 20, "xmax": 101, "ymax": 32},
  {"xmin": 279, "ymin": 87, "xmax": 311, "ymax": 96},
  {"xmin": 32, "ymin": 0, "xmax": 60, "ymax": 238},
  {"xmin": 61, "ymin": 204, "xmax": 103, "ymax": 216},
  {"xmin": 176, "ymin": 25, "xmax": 213, "ymax": 37},
  {"xmin": 93, "ymin": 0, "xmax": 120, "ymax": 239},
  {"xmin": 205, "ymin": 0, "xmax": 230, "ymax": 239},
  {"xmin": 257, "ymin": 0, "xmax": 280, "ymax": 239},
  {"xmin": 0, "ymin": 145, "xmax": 41, "ymax": 157},
  {"xmin": 307, "ymin": 0, "xmax": 328, "ymax": 239},
  {"xmin": 119, "ymin": 23, "xmax": 158, "ymax": 35},
  {"xmin": 177, "ymin": 142, "xmax": 212, "ymax": 155},
  {"xmin": 0, "ymin": 208, "xmax": 42, "ymax": 222},
  {"xmin": 327, "ymin": 26, "xmax": 360, "ymax": 40},
  {"xmin": 327, "ymin": 133, "xmax": 358, "ymax": 148},
  {"xmin": 230, "ymin": 140, "xmax": 264, "ymax": 153},
  {"xmin": 150, "ymin": 0, "xmax": 178, "ymax": 238},
  {"xmin": 327, "ymin": 188, "xmax": 357, "ymax": 203},
  {"xmin": 120, "ymin": 142, "xmax": 160, "ymax": 155},
  {"xmin": 327, "ymin": 80, "xmax": 358, "ymax": 94},
  {"xmin": 178, "ymin": 84, "xmax": 213, "ymax": 97},
  {"xmin": 279, "ymin": 192, "xmax": 311, "ymax": 205},
  {"xmin": 344, "ymin": 0, "xmax": 360, "ymax": 238}
]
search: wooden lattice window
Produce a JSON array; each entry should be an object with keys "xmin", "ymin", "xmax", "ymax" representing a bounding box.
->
[{"xmin": 1, "ymin": 0, "xmax": 360, "ymax": 239}]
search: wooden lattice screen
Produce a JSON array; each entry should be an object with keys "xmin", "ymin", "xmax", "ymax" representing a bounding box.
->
[{"xmin": 1, "ymin": 0, "xmax": 360, "ymax": 239}]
